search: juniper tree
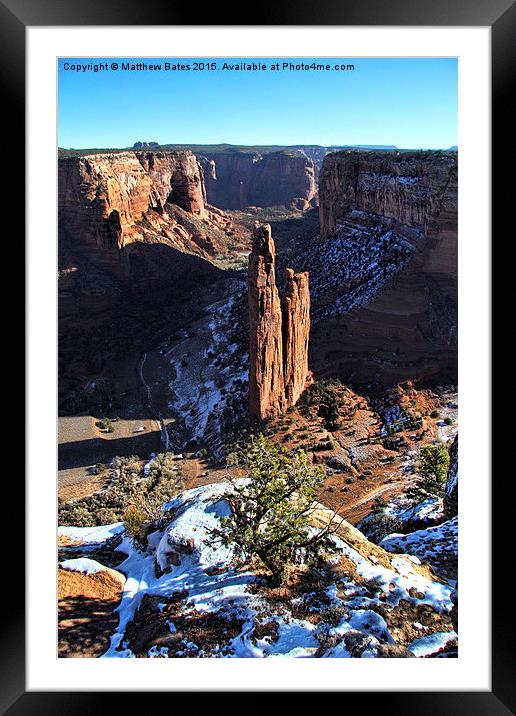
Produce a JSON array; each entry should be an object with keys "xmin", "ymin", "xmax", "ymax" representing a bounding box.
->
[
  {"xmin": 406, "ymin": 443, "xmax": 450, "ymax": 505},
  {"xmin": 212, "ymin": 434, "xmax": 339, "ymax": 585}
]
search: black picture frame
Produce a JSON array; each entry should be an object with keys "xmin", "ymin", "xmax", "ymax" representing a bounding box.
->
[{"xmin": 7, "ymin": 0, "xmax": 507, "ymax": 711}]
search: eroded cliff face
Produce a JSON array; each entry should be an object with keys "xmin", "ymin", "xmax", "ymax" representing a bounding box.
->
[
  {"xmin": 58, "ymin": 151, "xmax": 209, "ymax": 256},
  {"xmin": 309, "ymin": 150, "xmax": 458, "ymax": 386},
  {"xmin": 58, "ymin": 149, "xmax": 243, "ymax": 365},
  {"xmin": 197, "ymin": 150, "xmax": 316, "ymax": 210},
  {"xmin": 319, "ymin": 151, "xmax": 457, "ymax": 238},
  {"xmin": 248, "ymin": 224, "xmax": 310, "ymax": 420}
]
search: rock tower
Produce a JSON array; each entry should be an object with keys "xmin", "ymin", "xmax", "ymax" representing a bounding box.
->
[{"xmin": 248, "ymin": 224, "xmax": 310, "ymax": 420}]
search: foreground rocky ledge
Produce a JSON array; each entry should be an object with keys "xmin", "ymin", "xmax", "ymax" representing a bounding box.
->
[{"xmin": 58, "ymin": 483, "xmax": 457, "ymax": 658}]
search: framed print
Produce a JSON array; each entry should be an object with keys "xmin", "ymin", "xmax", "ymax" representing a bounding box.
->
[{"xmin": 5, "ymin": 0, "xmax": 509, "ymax": 710}]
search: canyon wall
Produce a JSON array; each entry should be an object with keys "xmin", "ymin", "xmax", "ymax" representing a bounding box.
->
[
  {"xmin": 58, "ymin": 150, "xmax": 231, "ymax": 407},
  {"xmin": 197, "ymin": 150, "xmax": 316, "ymax": 210},
  {"xmin": 319, "ymin": 150, "xmax": 456, "ymax": 238},
  {"xmin": 311, "ymin": 150, "xmax": 458, "ymax": 386},
  {"xmin": 248, "ymin": 224, "xmax": 310, "ymax": 420},
  {"xmin": 58, "ymin": 150, "xmax": 237, "ymax": 328},
  {"xmin": 58, "ymin": 150, "xmax": 207, "ymax": 254}
]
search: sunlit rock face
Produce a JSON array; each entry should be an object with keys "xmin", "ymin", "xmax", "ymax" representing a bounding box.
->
[
  {"xmin": 248, "ymin": 224, "xmax": 310, "ymax": 420},
  {"xmin": 58, "ymin": 150, "xmax": 207, "ymax": 254},
  {"xmin": 284, "ymin": 268, "xmax": 311, "ymax": 407}
]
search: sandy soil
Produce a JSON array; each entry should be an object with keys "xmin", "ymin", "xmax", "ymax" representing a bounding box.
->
[{"xmin": 58, "ymin": 566, "xmax": 125, "ymax": 658}]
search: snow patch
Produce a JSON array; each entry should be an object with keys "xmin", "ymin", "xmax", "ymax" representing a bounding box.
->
[{"xmin": 59, "ymin": 557, "xmax": 108, "ymax": 575}]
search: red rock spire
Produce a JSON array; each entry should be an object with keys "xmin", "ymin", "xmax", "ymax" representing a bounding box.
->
[
  {"xmin": 248, "ymin": 224, "xmax": 310, "ymax": 420},
  {"xmin": 284, "ymin": 268, "xmax": 311, "ymax": 407}
]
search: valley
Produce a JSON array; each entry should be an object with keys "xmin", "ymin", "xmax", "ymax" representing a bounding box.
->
[{"xmin": 58, "ymin": 144, "xmax": 459, "ymax": 659}]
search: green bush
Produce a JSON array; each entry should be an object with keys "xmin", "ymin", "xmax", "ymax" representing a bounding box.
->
[
  {"xmin": 95, "ymin": 417, "xmax": 114, "ymax": 432},
  {"xmin": 406, "ymin": 443, "xmax": 450, "ymax": 504},
  {"xmin": 123, "ymin": 504, "xmax": 148, "ymax": 547},
  {"xmin": 58, "ymin": 452, "xmax": 185, "ymax": 527},
  {"xmin": 300, "ymin": 380, "xmax": 342, "ymax": 431},
  {"xmin": 430, "ymin": 410, "xmax": 440, "ymax": 419},
  {"xmin": 211, "ymin": 434, "xmax": 339, "ymax": 585}
]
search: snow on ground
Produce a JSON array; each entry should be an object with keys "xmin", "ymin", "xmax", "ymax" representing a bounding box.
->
[
  {"xmin": 282, "ymin": 219, "xmax": 419, "ymax": 321},
  {"xmin": 165, "ymin": 281, "xmax": 248, "ymax": 454},
  {"xmin": 62, "ymin": 483, "xmax": 455, "ymax": 658},
  {"xmin": 436, "ymin": 392, "xmax": 458, "ymax": 444},
  {"xmin": 59, "ymin": 557, "xmax": 109, "ymax": 575},
  {"xmin": 58, "ymin": 522, "xmax": 125, "ymax": 544},
  {"xmin": 380, "ymin": 517, "xmax": 458, "ymax": 582},
  {"xmin": 385, "ymin": 497, "xmax": 444, "ymax": 525},
  {"xmin": 408, "ymin": 630, "xmax": 457, "ymax": 657}
]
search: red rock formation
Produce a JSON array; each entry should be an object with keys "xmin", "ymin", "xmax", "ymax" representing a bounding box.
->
[
  {"xmin": 319, "ymin": 150, "xmax": 457, "ymax": 238},
  {"xmin": 197, "ymin": 150, "xmax": 316, "ymax": 210},
  {"xmin": 58, "ymin": 151, "xmax": 207, "ymax": 254},
  {"xmin": 248, "ymin": 225, "xmax": 286, "ymax": 420},
  {"xmin": 248, "ymin": 225, "xmax": 311, "ymax": 420},
  {"xmin": 136, "ymin": 151, "xmax": 206, "ymax": 218},
  {"xmin": 58, "ymin": 150, "xmax": 244, "ymax": 282},
  {"xmin": 284, "ymin": 269, "xmax": 311, "ymax": 406}
]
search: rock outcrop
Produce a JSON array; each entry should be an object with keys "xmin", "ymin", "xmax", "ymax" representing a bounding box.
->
[
  {"xmin": 248, "ymin": 224, "xmax": 310, "ymax": 420},
  {"xmin": 58, "ymin": 151, "xmax": 207, "ymax": 255},
  {"xmin": 133, "ymin": 141, "xmax": 159, "ymax": 149},
  {"xmin": 92, "ymin": 482, "xmax": 456, "ymax": 659},
  {"xmin": 197, "ymin": 149, "xmax": 316, "ymax": 210},
  {"xmin": 58, "ymin": 150, "xmax": 240, "ymax": 296},
  {"xmin": 248, "ymin": 225, "xmax": 286, "ymax": 419},
  {"xmin": 283, "ymin": 269, "xmax": 311, "ymax": 406},
  {"xmin": 310, "ymin": 150, "xmax": 458, "ymax": 386}
]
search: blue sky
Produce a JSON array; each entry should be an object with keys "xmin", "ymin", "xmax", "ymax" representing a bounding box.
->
[{"xmin": 58, "ymin": 57, "xmax": 457, "ymax": 149}]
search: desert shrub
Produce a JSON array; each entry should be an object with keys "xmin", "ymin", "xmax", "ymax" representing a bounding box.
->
[
  {"xmin": 123, "ymin": 504, "xmax": 148, "ymax": 548},
  {"xmin": 430, "ymin": 409, "xmax": 440, "ymax": 419},
  {"xmin": 406, "ymin": 443, "xmax": 450, "ymax": 504},
  {"xmin": 211, "ymin": 434, "xmax": 339, "ymax": 585},
  {"xmin": 300, "ymin": 380, "xmax": 342, "ymax": 431},
  {"xmin": 95, "ymin": 417, "xmax": 113, "ymax": 432},
  {"xmin": 58, "ymin": 452, "xmax": 185, "ymax": 527},
  {"xmin": 444, "ymin": 417, "xmax": 454, "ymax": 426}
]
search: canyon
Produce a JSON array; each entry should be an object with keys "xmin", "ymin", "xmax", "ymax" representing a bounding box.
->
[{"xmin": 58, "ymin": 145, "xmax": 459, "ymax": 661}]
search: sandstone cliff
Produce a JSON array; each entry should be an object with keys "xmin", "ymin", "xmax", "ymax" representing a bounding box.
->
[
  {"xmin": 248, "ymin": 224, "xmax": 310, "ymax": 420},
  {"xmin": 319, "ymin": 150, "xmax": 457, "ymax": 238},
  {"xmin": 58, "ymin": 150, "xmax": 237, "ymax": 402},
  {"xmin": 197, "ymin": 150, "xmax": 316, "ymax": 210},
  {"xmin": 58, "ymin": 151, "xmax": 210, "ymax": 256},
  {"xmin": 308, "ymin": 150, "xmax": 458, "ymax": 386},
  {"xmin": 58, "ymin": 149, "xmax": 241, "ymax": 292}
]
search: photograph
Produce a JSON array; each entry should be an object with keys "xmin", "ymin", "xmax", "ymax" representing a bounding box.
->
[{"xmin": 56, "ymin": 56, "xmax": 459, "ymax": 660}]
